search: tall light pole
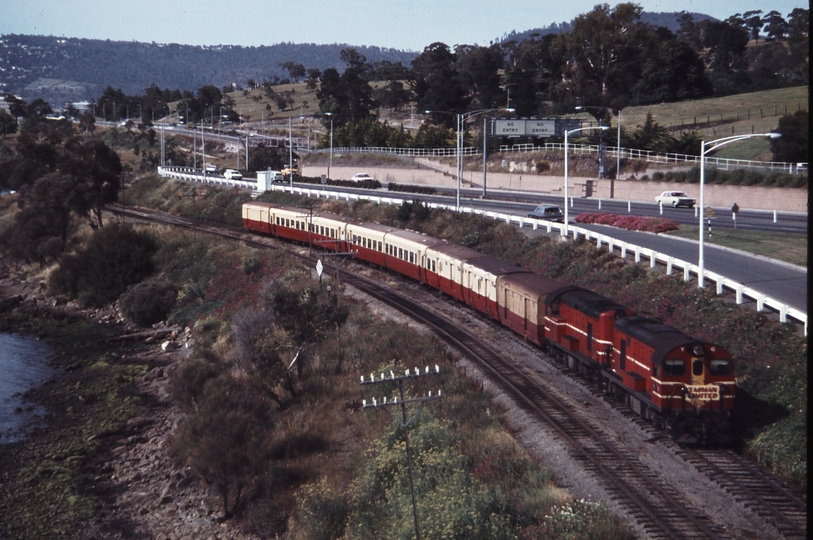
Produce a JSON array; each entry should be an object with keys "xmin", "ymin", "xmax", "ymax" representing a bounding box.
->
[
  {"xmin": 426, "ymin": 108, "xmax": 514, "ymax": 211},
  {"xmin": 289, "ymin": 116, "xmax": 294, "ymax": 187},
  {"xmin": 697, "ymin": 132, "xmax": 780, "ymax": 287},
  {"xmin": 576, "ymin": 106, "xmax": 622, "ymax": 198},
  {"xmin": 563, "ymin": 125, "xmax": 608, "ymax": 237},
  {"xmin": 324, "ymin": 112, "xmax": 334, "ymax": 181}
]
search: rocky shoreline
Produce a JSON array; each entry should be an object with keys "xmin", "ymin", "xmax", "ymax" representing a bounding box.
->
[{"xmin": 0, "ymin": 268, "xmax": 261, "ymax": 540}]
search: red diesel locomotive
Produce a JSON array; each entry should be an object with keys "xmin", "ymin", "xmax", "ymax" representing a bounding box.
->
[{"xmin": 243, "ymin": 202, "xmax": 735, "ymax": 443}]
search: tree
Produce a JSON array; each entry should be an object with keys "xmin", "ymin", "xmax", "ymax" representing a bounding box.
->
[
  {"xmin": 0, "ymin": 109, "xmax": 18, "ymax": 138},
  {"xmin": 628, "ymin": 111, "xmax": 672, "ymax": 153},
  {"xmin": 373, "ymin": 80, "xmax": 412, "ymax": 112},
  {"xmin": 412, "ymin": 42, "xmax": 469, "ymax": 127},
  {"xmin": 170, "ymin": 374, "xmax": 273, "ymax": 519},
  {"xmin": 551, "ymin": 3, "xmax": 648, "ymax": 112},
  {"xmin": 771, "ymin": 110, "xmax": 808, "ymax": 163},
  {"xmin": 454, "ymin": 44, "xmax": 505, "ymax": 110},
  {"xmin": 4, "ymin": 94, "xmax": 27, "ymax": 119},
  {"xmin": 743, "ymin": 10, "xmax": 763, "ymax": 41},
  {"xmin": 631, "ymin": 37, "xmax": 711, "ymax": 104},
  {"xmin": 26, "ymin": 99, "xmax": 53, "ymax": 119},
  {"xmin": 677, "ymin": 11, "xmax": 703, "ymax": 49},
  {"xmin": 787, "ymin": 8, "xmax": 809, "ymax": 41},
  {"xmin": 281, "ymin": 61, "xmax": 306, "ymax": 82},
  {"xmin": 762, "ymin": 11, "xmax": 788, "ymax": 40},
  {"xmin": 503, "ymin": 34, "xmax": 563, "ymax": 117},
  {"xmin": 316, "ymin": 49, "xmax": 376, "ymax": 127},
  {"xmin": 305, "ymin": 68, "xmax": 322, "ymax": 90}
]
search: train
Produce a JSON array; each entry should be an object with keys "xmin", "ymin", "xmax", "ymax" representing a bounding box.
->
[{"xmin": 242, "ymin": 201, "xmax": 736, "ymax": 444}]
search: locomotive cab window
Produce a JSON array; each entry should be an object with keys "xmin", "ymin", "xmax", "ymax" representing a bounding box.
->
[
  {"xmin": 709, "ymin": 359, "xmax": 732, "ymax": 375},
  {"xmin": 663, "ymin": 359, "xmax": 685, "ymax": 376},
  {"xmin": 692, "ymin": 359, "xmax": 704, "ymax": 376}
]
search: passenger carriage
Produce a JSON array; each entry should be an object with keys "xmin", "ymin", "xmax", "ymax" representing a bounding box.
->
[
  {"xmin": 423, "ymin": 243, "xmax": 484, "ymax": 301},
  {"xmin": 346, "ymin": 221, "xmax": 394, "ymax": 267},
  {"xmin": 242, "ymin": 201, "xmax": 279, "ymax": 235},
  {"xmin": 461, "ymin": 257, "xmax": 530, "ymax": 319},
  {"xmin": 310, "ymin": 213, "xmax": 352, "ymax": 253},
  {"xmin": 382, "ymin": 229, "xmax": 440, "ymax": 282},
  {"xmin": 495, "ymin": 273, "xmax": 567, "ymax": 346}
]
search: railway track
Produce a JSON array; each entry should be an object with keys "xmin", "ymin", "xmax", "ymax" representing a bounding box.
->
[
  {"xmin": 105, "ymin": 203, "xmax": 807, "ymax": 539},
  {"xmin": 678, "ymin": 448, "xmax": 807, "ymax": 539}
]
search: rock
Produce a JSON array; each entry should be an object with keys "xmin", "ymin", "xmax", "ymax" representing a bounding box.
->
[{"xmin": 161, "ymin": 341, "xmax": 178, "ymax": 352}]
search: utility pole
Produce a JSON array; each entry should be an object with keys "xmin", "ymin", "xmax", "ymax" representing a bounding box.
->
[{"xmin": 361, "ymin": 366, "xmax": 443, "ymax": 540}]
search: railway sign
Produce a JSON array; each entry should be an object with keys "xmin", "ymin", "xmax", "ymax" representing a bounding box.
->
[
  {"xmin": 704, "ymin": 207, "xmax": 715, "ymax": 219},
  {"xmin": 316, "ymin": 259, "xmax": 323, "ymax": 277}
]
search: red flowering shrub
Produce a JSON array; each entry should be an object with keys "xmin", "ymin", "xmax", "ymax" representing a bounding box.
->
[{"xmin": 575, "ymin": 212, "xmax": 679, "ymax": 233}]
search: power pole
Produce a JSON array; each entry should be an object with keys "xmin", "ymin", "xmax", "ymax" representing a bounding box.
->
[{"xmin": 361, "ymin": 366, "xmax": 443, "ymax": 540}]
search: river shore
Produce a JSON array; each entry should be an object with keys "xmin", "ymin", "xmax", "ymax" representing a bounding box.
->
[{"xmin": 0, "ymin": 265, "xmax": 254, "ymax": 539}]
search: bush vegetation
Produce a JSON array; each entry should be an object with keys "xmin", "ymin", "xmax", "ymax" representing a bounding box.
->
[
  {"xmin": 575, "ymin": 212, "xmax": 679, "ymax": 233},
  {"xmin": 49, "ymin": 223, "xmax": 158, "ymax": 307},
  {"xmin": 119, "ymin": 280, "xmax": 177, "ymax": 327}
]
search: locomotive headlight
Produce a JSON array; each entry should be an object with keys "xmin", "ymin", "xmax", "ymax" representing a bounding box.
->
[{"xmin": 692, "ymin": 344, "xmax": 704, "ymax": 356}]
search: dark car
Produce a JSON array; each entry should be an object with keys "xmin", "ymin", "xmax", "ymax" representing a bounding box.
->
[{"xmin": 527, "ymin": 204, "xmax": 564, "ymax": 222}]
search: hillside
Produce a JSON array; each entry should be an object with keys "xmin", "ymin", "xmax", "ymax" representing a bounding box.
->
[{"xmin": 0, "ymin": 34, "xmax": 417, "ymax": 103}]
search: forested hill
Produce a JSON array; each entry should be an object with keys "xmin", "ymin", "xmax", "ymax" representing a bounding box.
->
[
  {"xmin": 496, "ymin": 11, "xmax": 713, "ymax": 43},
  {"xmin": 0, "ymin": 35, "xmax": 417, "ymax": 102}
]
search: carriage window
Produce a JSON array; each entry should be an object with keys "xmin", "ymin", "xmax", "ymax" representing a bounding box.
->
[
  {"xmin": 663, "ymin": 359, "xmax": 686, "ymax": 376},
  {"xmin": 378, "ymin": 241, "xmax": 382, "ymax": 251},
  {"xmin": 409, "ymin": 252, "xmax": 414, "ymax": 263},
  {"xmin": 709, "ymin": 359, "xmax": 732, "ymax": 375},
  {"xmin": 432, "ymin": 260, "xmax": 436, "ymax": 272},
  {"xmin": 398, "ymin": 248, "xmax": 403, "ymax": 259}
]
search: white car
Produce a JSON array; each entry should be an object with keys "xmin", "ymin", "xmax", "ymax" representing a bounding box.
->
[
  {"xmin": 223, "ymin": 169, "xmax": 243, "ymax": 180},
  {"xmin": 654, "ymin": 191, "xmax": 696, "ymax": 208},
  {"xmin": 351, "ymin": 173, "xmax": 374, "ymax": 182}
]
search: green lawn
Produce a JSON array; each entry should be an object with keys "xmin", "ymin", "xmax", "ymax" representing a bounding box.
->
[{"xmin": 665, "ymin": 227, "xmax": 808, "ymax": 267}]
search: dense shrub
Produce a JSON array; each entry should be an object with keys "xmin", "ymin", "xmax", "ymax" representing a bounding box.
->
[
  {"xmin": 652, "ymin": 166, "xmax": 805, "ymax": 188},
  {"xmin": 575, "ymin": 212, "xmax": 679, "ymax": 233},
  {"xmin": 388, "ymin": 182, "xmax": 437, "ymax": 195},
  {"xmin": 119, "ymin": 280, "xmax": 177, "ymax": 327},
  {"xmin": 49, "ymin": 223, "xmax": 158, "ymax": 306}
]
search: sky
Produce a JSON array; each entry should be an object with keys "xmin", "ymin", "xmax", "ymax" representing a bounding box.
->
[{"xmin": 0, "ymin": 1, "xmax": 806, "ymax": 52}]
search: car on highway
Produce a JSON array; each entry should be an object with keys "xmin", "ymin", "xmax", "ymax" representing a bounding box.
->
[
  {"xmin": 527, "ymin": 204, "xmax": 564, "ymax": 222},
  {"xmin": 351, "ymin": 172, "xmax": 375, "ymax": 182},
  {"xmin": 655, "ymin": 191, "xmax": 696, "ymax": 208},
  {"xmin": 223, "ymin": 169, "xmax": 243, "ymax": 180},
  {"xmin": 205, "ymin": 164, "xmax": 218, "ymax": 173}
]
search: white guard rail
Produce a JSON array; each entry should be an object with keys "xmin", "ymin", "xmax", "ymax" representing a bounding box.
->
[
  {"xmin": 263, "ymin": 183, "xmax": 807, "ymax": 336},
  {"xmin": 157, "ymin": 166, "xmax": 258, "ymax": 190}
]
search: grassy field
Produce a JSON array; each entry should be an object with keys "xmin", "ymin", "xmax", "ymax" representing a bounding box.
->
[
  {"xmin": 604, "ymin": 85, "xmax": 808, "ymax": 161},
  {"xmin": 665, "ymin": 227, "xmax": 808, "ymax": 267}
]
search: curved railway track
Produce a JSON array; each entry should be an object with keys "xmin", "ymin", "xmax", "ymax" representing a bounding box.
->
[{"xmin": 105, "ymin": 203, "xmax": 806, "ymax": 539}]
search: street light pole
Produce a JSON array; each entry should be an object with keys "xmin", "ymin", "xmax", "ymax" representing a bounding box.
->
[
  {"xmin": 563, "ymin": 125, "xmax": 609, "ymax": 237},
  {"xmin": 325, "ymin": 112, "xmax": 334, "ymax": 181},
  {"xmin": 427, "ymin": 108, "xmax": 514, "ymax": 211},
  {"xmin": 576, "ymin": 106, "xmax": 622, "ymax": 198},
  {"xmin": 697, "ymin": 132, "xmax": 780, "ymax": 287},
  {"xmin": 615, "ymin": 109, "xmax": 622, "ymax": 195},
  {"xmin": 289, "ymin": 116, "xmax": 294, "ymax": 188}
]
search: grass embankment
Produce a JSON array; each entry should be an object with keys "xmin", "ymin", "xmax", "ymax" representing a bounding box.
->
[
  {"xmin": 665, "ymin": 227, "xmax": 808, "ymax": 267},
  {"xmin": 611, "ymin": 85, "xmax": 808, "ymax": 161}
]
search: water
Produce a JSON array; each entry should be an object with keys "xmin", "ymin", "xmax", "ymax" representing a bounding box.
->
[{"xmin": 0, "ymin": 334, "xmax": 55, "ymax": 443}]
